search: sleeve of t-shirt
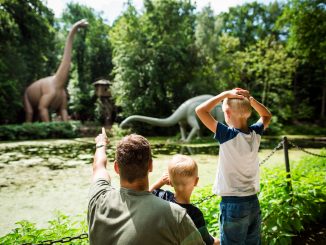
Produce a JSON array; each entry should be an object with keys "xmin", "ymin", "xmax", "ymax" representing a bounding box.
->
[
  {"xmin": 214, "ymin": 122, "xmax": 238, "ymax": 144},
  {"xmin": 250, "ymin": 121, "xmax": 264, "ymax": 135},
  {"xmin": 195, "ymin": 211, "xmax": 214, "ymax": 245},
  {"xmin": 178, "ymin": 213, "xmax": 205, "ymax": 245},
  {"xmin": 152, "ymin": 188, "xmax": 175, "ymax": 201},
  {"xmin": 89, "ymin": 178, "xmax": 111, "ymax": 201},
  {"xmin": 87, "ymin": 178, "xmax": 111, "ymax": 224}
]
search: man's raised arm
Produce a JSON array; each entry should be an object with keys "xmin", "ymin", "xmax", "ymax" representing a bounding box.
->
[{"xmin": 92, "ymin": 127, "xmax": 110, "ymax": 182}]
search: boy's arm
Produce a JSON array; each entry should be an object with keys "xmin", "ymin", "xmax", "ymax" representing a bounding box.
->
[
  {"xmin": 195, "ymin": 90, "xmax": 246, "ymax": 133},
  {"xmin": 249, "ymin": 96, "xmax": 272, "ymax": 129},
  {"xmin": 149, "ymin": 172, "xmax": 170, "ymax": 192},
  {"xmin": 92, "ymin": 128, "xmax": 110, "ymax": 182}
]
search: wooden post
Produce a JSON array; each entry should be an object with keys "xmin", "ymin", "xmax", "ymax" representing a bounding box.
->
[{"xmin": 283, "ymin": 136, "xmax": 293, "ymax": 193}]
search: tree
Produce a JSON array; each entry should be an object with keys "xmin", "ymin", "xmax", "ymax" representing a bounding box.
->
[
  {"xmin": 60, "ymin": 3, "xmax": 113, "ymax": 121},
  {"xmin": 0, "ymin": 0, "xmax": 57, "ymax": 124},
  {"xmin": 110, "ymin": 0, "xmax": 200, "ymax": 128},
  {"xmin": 221, "ymin": 1, "xmax": 284, "ymax": 49},
  {"xmin": 280, "ymin": 0, "xmax": 326, "ymax": 121},
  {"xmin": 213, "ymin": 36, "xmax": 297, "ymax": 127}
]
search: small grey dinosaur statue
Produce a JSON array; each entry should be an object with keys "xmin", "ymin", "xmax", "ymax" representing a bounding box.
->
[{"xmin": 120, "ymin": 95, "xmax": 224, "ymax": 142}]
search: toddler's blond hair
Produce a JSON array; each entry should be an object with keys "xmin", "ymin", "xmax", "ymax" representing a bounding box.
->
[
  {"xmin": 222, "ymin": 97, "xmax": 252, "ymax": 119},
  {"xmin": 168, "ymin": 154, "xmax": 198, "ymax": 185}
]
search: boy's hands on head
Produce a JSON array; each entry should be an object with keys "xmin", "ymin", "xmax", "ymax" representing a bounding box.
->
[
  {"xmin": 159, "ymin": 172, "xmax": 171, "ymax": 186},
  {"xmin": 231, "ymin": 88, "xmax": 250, "ymax": 99},
  {"xmin": 149, "ymin": 172, "xmax": 170, "ymax": 192},
  {"xmin": 225, "ymin": 89, "xmax": 244, "ymax": 99}
]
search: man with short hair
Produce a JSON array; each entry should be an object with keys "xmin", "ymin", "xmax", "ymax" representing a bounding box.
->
[{"xmin": 88, "ymin": 128, "xmax": 204, "ymax": 245}]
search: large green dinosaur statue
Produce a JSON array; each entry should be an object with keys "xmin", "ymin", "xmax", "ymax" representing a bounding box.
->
[{"xmin": 120, "ymin": 95, "xmax": 224, "ymax": 142}]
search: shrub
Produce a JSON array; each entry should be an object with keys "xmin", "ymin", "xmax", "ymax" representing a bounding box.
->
[
  {"xmin": 0, "ymin": 213, "xmax": 88, "ymax": 245},
  {"xmin": 0, "ymin": 121, "xmax": 81, "ymax": 141}
]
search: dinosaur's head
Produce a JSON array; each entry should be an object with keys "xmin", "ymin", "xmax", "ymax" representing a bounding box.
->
[{"xmin": 74, "ymin": 19, "xmax": 89, "ymax": 29}]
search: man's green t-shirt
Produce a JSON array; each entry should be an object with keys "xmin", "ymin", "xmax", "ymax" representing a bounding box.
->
[{"xmin": 88, "ymin": 179, "xmax": 204, "ymax": 245}]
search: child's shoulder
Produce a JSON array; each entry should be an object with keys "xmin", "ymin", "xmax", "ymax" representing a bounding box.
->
[
  {"xmin": 249, "ymin": 121, "xmax": 264, "ymax": 135},
  {"xmin": 215, "ymin": 122, "xmax": 239, "ymax": 144}
]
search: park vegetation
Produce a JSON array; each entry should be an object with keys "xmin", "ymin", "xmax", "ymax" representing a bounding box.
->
[
  {"xmin": 0, "ymin": 153, "xmax": 324, "ymax": 244},
  {"xmin": 0, "ymin": 0, "xmax": 325, "ymax": 136}
]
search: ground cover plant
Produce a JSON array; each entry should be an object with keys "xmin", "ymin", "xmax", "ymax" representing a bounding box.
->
[
  {"xmin": 0, "ymin": 151, "xmax": 324, "ymax": 244},
  {"xmin": 0, "ymin": 121, "xmax": 81, "ymax": 141}
]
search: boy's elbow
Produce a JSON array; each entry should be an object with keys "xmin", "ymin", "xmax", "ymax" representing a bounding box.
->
[{"xmin": 195, "ymin": 105, "xmax": 201, "ymax": 115}]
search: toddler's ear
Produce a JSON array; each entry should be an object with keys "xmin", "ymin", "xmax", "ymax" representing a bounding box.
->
[{"xmin": 194, "ymin": 177, "xmax": 199, "ymax": 186}]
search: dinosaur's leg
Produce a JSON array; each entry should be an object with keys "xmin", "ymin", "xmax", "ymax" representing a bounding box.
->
[
  {"xmin": 179, "ymin": 122, "xmax": 187, "ymax": 141},
  {"xmin": 59, "ymin": 93, "xmax": 69, "ymax": 121},
  {"xmin": 24, "ymin": 92, "xmax": 33, "ymax": 122},
  {"xmin": 186, "ymin": 116, "xmax": 200, "ymax": 142},
  {"xmin": 38, "ymin": 94, "xmax": 55, "ymax": 122}
]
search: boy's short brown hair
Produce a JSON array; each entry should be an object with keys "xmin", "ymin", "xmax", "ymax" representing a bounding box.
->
[
  {"xmin": 168, "ymin": 154, "xmax": 198, "ymax": 184},
  {"xmin": 116, "ymin": 134, "xmax": 152, "ymax": 183},
  {"xmin": 222, "ymin": 97, "xmax": 252, "ymax": 119}
]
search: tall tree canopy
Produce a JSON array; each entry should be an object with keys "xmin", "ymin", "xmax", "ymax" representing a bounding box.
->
[
  {"xmin": 280, "ymin": 0, "xmax": 326, "ymax": 120},
  {"xmin": 221, "ymin": 1, "xmax": 284, "ymax": 49},
  {"xmin": 60, "ymin": 3, "xmax": 113, "ymax": 121},
  {"xmin": 110, "ymin": 0, "xmax": 200, "ymax": 121}
]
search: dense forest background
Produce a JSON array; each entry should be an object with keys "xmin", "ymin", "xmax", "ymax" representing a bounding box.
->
[{"xmin": 0, "ymin": 0, "xmax": 325, "ymax": 135}]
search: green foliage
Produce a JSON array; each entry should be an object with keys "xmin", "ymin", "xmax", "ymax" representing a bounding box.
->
[
  {"xmin": 109, "ymin": 123, "xmax": 132, "ymax": 138},
  {"xmin": 60, "ymin": 3, "xmax": 113, "ymax": 122},
  {"xmin": 283, "ymin": 124, "xmax": 326, "ymax": 136},
  {"xmin": 0, "ymin": 0, "xmax": 57, "ymax": 124},
  {"xmin": 110, "ymin": 0, "xmax": 201, "ymax": 128},
  {"xmin": 260, "ymin": 153, "xmax": 326, "ymax": 244},
  {"xmin": 0, "ymin": 213, "xmax": 88, "ymax": 245},
  {"xmin": 0, "ymin": 121, "xmax": 81, "ymax": 141},
  {"xmin": 220, "ymin": 1, "xmax": 284, "ymax": 49},
  {"xmin": 279, "ymin": 0, "xmax": 326, "ymax": 121},
  {"xmin": 212, "ymin": 36, "xmax": 297, "ymax": 124}
]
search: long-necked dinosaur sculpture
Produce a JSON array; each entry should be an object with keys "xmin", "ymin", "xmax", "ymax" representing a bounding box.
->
[
  {"xmin": 24, "ymin": 19, "xmax": 88, "ymax": 122},
  {"xmin": 120, "ymin": 95, "xmax": 224, "ymax": 142}
]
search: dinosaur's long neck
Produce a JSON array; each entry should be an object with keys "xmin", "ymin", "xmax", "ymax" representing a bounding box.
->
[
  {"xmin": 120, "ymin": 109, "xmax": 183, "ymax": 128},
  {"xmin": 54, "ymin": 26, "xmax": 78, "ymax": 88}
]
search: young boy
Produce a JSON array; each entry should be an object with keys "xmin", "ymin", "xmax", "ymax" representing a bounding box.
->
[
  {"xmin": 195, "ymin": 89, "xmax": 272, "ymax": 244},
  {"xmin": 149, "ymin": 154, "xmax": 220, "ymax": 245}
]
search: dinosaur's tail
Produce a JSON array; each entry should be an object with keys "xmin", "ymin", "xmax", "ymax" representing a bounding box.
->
[{"xmin": 120, "ymin": 113, "xmax": 181, "ymax": 128}]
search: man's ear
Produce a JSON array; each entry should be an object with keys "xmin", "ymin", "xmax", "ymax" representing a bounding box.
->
[
  {"xmin": 114, "ymin": 161, "xmax": 120, "ymax": 175},
  {"xmin": 194, "ymin": 177, "xmax": 199, "ymax": 187},
  {"xmin": 148, "ymin": 159, "xmax": 153, "ymax": 173}
]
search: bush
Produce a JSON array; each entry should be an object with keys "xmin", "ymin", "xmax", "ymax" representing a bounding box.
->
[
  {"xmin": 0, "ymin": 121, "xmax": 81, "ymax": 141},
  {"xmin": 0, "ymin": 213, "xmax": 88, "ymax": 245}
]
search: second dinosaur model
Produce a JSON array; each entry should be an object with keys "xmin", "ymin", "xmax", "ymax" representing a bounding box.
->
[{"xmin": 120, "ymin": 95, "xmax": 224, "ymax": 142}]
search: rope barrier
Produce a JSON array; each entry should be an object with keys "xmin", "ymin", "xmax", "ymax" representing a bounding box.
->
[{"xmin": 19, "ymin": 138, "xmax": 325, "ymax": 245}]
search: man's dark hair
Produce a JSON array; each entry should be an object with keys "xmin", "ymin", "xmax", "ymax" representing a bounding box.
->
[{"xmin": 116, "ymin": 134, "xmax": 152, "ymax": 183}]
